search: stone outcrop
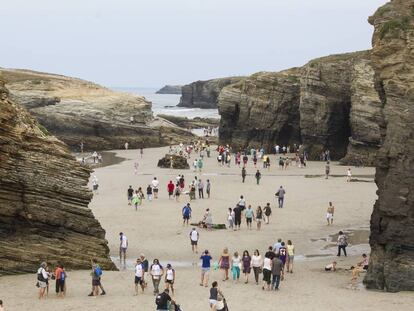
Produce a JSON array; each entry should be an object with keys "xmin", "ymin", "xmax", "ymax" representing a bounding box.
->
[
  {"xmin": 0, "ymin": 68, "xmax": 195, "ymax": 151},
  {"xmin": 218, "ymin": 70, "xmax": 301, "ymax": 151},
  {"xmin": 179, "ymin": 77, "xmax": 244, "ymax": 109},
  {"xmin": 157, "ymin": 114, "xmax": 220, "ymax": 129},
  {"xmin": 364, "ymin": 0, "xmax": 414, "ymax": 292},
  {"xmin": 0, "ymin": 82, "xmax": 115, "ymax": 275},
  {"xmin": 157, "ymin": 154, "xmax": 189, "ymax": 169},
  {"xmin": 156, "ymin": 85, "xmax": 182, "ymax": 94}
]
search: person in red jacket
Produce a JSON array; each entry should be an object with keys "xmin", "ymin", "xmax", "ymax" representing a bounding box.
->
[{"xmin": 167, "ymin": 181, "xmax": 175, "ymax": 199}]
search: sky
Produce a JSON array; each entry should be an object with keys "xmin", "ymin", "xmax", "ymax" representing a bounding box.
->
[{"xmin": 0, "ymin": 0, "xmax": 388, "ymax": 87}]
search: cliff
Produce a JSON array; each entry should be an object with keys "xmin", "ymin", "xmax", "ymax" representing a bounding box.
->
[
  {"xmin": 156, "ymin": 85, "xmax": 182, "ymax": 94},
  {"xmin": 0, "ymin": 82, "xmax": 115, "ymax": 275},
  {"xmin": 364, "ymin": 0, "xmax": 414, "ymax": 292},
  {"xmin": 178, "ymin": 77, "xmax": 244, "ymax": 109},
  {"xmin": 0, "ymin": 68, "xmax": 195, "ymax": 151}
]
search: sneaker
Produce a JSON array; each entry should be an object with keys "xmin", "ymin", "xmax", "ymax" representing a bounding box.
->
[
  {"xmin": 100, "ymin": 291, "xmax": 106, "ymax": 296},
  {"xmin": 88, "ymin": 293, "xmax": 94, "ymax": 297}
]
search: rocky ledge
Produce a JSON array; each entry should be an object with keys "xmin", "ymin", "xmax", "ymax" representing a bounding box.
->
[
  {"xmin": 157, "ymin": 114, "xmax": 220, "ymax": 129},
  {"xmin": 364, "ymin": 0, "xmax": 414, "ymax": 292},
  {"xmin": 0, "ymin": 68, "xmax": 195, "ymax": 151},
  {"xmin": 178, "ymin": 77, "xmax": 244, "ymax": 109},
  {"xmin": 0, "ymin": 82, "xmax": 115, "ymax": 275},
  {"xmin": 156, "ymin": 85, "xmax": 182, "ymax": 94}
]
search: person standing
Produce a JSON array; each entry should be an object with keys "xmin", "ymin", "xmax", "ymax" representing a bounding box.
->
[
  {"xmin": 206, "ymin": 179, "xmax": 211, "ymax": 198},
  {"xmin": 326, "ymin": 202, "xmax": 335, "ymax": 225},
  {"xmin": 245, "ymin": 205, "xmax": 254, "ymax": 230},
  {"xmin": 337, "ymin": 231, "xmax": 348, "ymax": 257},
  {"xmin": 325, "ymin": 161, "xmax": 330, "ymax": 179},
  {"xmin": 255, "ymin": 170, "xmax": 261, "ymax": 185},
  {"xmin": 242, "ymin": 250, "xmax": 251, "ymax": 284},
  {"xmin": 134, "ymin": 258, "xmax": 145, "ymax": 295},
  {"xmin": 150, "ymin": 259, "xmax": 164, "ymax": 295},
  {"xmin": 197, "ymin": 158, "xmax": 203, "ymax": 172},
  {"xmin": 263, "ymin": 203, "xmax": 272, "ymax": 224},
  {"xmin": 140, "ymin": 147, "xmax": 143, "ymax": 158},
  {"xmin": 167, "ymin": 181, "xmax": 175, "ymax": 199},
  {"xmin": 227, "ymin": 208, "xmax": 234, "ymax": 230},
  {"xmin": 190, "ymin": 227, "xmax": 199, "ymax": 253},
  {"xmin": 271, "ymin": 254, "xmax": 283, "ymax": 290},
  {"xmin": 54, "ymin": 263, "xmax": 66, "ymax": 298},
  {"xmin": 241, "ymin": 167, "xmax": 246, "ymax": 183},
  {"xmin": 182, "ymin": 203, "xmax": 192, "ymax": 226},
  {"xmin": 152, "ymin": 177, "xmax": 160, "ymax": 199},
  {"xmin": 347, "ymin": 168, "xmax": 352, "ymax": 182},
  {"xmin": 174, "ymin": 183, "xmax": 181, "ymax": 202},
  {"xmin": 198, "ymin": 179, "xmax": 205, "ymax": 199},
  {"xmin": 119, "ymin": 232, "xmax": 128, "ymax": 268},
  {"xmin": 237, "ymin": 195, "xmax": 246, "ymax": 210},
  {"xmin": 127, "ymin": 186, "xmax": 134, "ymax": 205},
  {"xmin": 146, "ymin": 184, "xmax": 153, "ymax": 201},
  {"xmin": 286, "ymin": 240, "xmax": 295, "ymax": 273},
  {"xmin": 140, "ymin": 254, "xmax": 149, "ymax": 288},
  {"xmin": 200, "ymin": 250, "xmax": 212, "ymax": 287},
  {"xmin": 37, "ymin": 262, "xmax": 49, "ymax": 299},
  {"xmin": 233, "ymin": 205, "xmax": 242, "ymax": 231},
  {"xmin": 218, "ymin": 248, "xmax": 230, "ymax": 281},
  {"xmin": 251, "ymin": 250, "xmax": 263, "ymax": 285},
  {"xmin": 164, "ymin": 264, "xmax": 175, "ymax": 295},
  {"xmin": 255, "ymin": 206, "xmax": 263, "ymax": 230},
  {"xmin": 275, "ymin": 186, "xmax": 286, "ymax": 208}
]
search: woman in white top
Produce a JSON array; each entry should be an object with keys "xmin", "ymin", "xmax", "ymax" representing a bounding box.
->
[
  {"xmin": 262, "ymin": 255, "xmax": 272, "ymax": 291},
  {"xmin": 164, "ymin": 264, "xmax": 175, "ymax": 295},
  {"xmin": 37, "ymin": 262, "xmax": 49, "ymax": 299},
  {"xmin": 251, "ymin": 249, "xmax": 263, "ymax": 285},
  {"xmin": 227, "ymin": 208, "xmax": 234, "ymax": 230},
  {"xmin": 231, "ymin": 252, "xmax": 241, "ymax": 283},
  {"xmin": 150, "ymin": 259, "xmax": 164, "ymax": 295}
]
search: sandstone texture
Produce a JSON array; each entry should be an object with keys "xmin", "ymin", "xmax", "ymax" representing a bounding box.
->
[
  {"xmin": 364, "ymin": 0, "xmax": 414, "ymax": 292},
  {"xmin": 156, "ymin": 85, "xmax": 182, "ymax": 94},
  {"xmin": 0, "ymin": 82, "xmax": 115, "ymax": 275},
  {"xmin": 157, "ymin": 154, "xmax": 189, "ymax": 169},
  {"xmin": 179, "ymin": 77, "xmax": 244, "ymax": 109},
  {"xmin": 0, "ymin": 68, "xmax": 195, "ymax": 151},
  {"xmin": 157, "ymin": 114, "xmax": 220, "ymax": 129}
]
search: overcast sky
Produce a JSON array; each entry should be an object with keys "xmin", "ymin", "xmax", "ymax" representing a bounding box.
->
[{"xmin": 0, "ymin": 0, "xmax": 387, "ymax": 87}]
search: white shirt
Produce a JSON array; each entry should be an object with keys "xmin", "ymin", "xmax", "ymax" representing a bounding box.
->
[
  {"xmin": 251, "ymin": 255, "xmax": 262, "ymax": 267},
  {"xmin": 190, "ymin": 230, "xmax": 199, "ymax": 241},
  {"xmin": 135, "ymin": 264, "xmax": 143, "ymax": 277},
  {"xmin": 37, "ymin": 267, "xmax": 48, "ymax": 280},
  {"xmin": 263, "ymin": 257, "xmax": 272, "ymax": 270},
  {"xmin": 166, "ymin": 268, "xmax": 174, "ymax": 281},
  {"xmin": 151, "ymin": 264, "xmax": 162, "ymax": 277},
  {"xmin": 238, "ymin": 199, "xmax": 246, "ymax": 207},
  {"xmin": 120, "ymin": 235, "xmax": 128, "ymax": 248},
  {"xmin": 152, "ymin": 179, "xmax": 159, "ymax": 188}
]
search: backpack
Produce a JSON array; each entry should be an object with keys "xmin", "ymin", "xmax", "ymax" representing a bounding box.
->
[
  {"xmin": 95, "ymin": 267, "xmax": 103, "ymax": 277},
  {"xmin": 60, "ymin": 271, "xmax": 66, "ymax": 281},
  {"xmin": 37, "ymin": 269, "xmax": 46, "ymax": 282},
  {"xmin": 183, "ymin": 207, "xmax": 190, "ymax": 216},
  {"xmin": 155, "ymin": 293, "xmax": 167, "ymax": 306}
]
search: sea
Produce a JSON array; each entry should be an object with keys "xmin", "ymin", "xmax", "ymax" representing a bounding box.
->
[{"xmin": 112, "ymin": 87, "xmax": 220, "ymax": 120}]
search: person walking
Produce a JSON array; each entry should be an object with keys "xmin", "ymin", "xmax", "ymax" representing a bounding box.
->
[
  {"xmin": 152, "ymin": 177, "xmax": 160, "ymax": 199},
  {"xmin": 255, "ymin": 170, "xmax": 261, "ymax": 185},
  {"xmin": 218, "ymin": 248, "xmax": 230, "ymax": 281},
  {"xmin": 326, "ymin": 202, "xmax": 335, "ymax": 225},
  {"xmin": 89, "ymin": 259, "xmax": 106, "ymax": 297},
  {"xmin": 325, "ymin": 161, "xmax": 330, "ymax": 179},
  {"xmin": 245, "ymin": 205, "xmax": 254, "ymax": 230},
  {"xmin": 233, "ymin": 205, "xmax": 242, "ymax": 231},
  {"xmin": 164, "ymin": 264, "xmax": 175, "ymax": 295},
  {"xmin": 150, "ymin": 259, "xmax": 164, "ymax": 295},
  {"xmin": 127, "ymin": 185, "xmax": 134, "ymax": 205},
  {"xmin": 241, "ymin": 167, "xmax": 246, "ymax": 183},
  {"xmin": 275, "ymin": 186, "xmax": 286, "ymax": 208},
  {"xmin": 119, "ymin": 232, "xmax": 128, "ymax": 268},
  {"xmin": 262, "ymin": 253, "xmax": 272, "ymax": 291},
  {"xmin": 231, "ymin": 252, "xmax": 241, "ymax": 283},
  {"xmin": 337, "ymin": 231, "xmax": 348, "ymax": 257},
  {"xmin": 174, "ymin": 183, "xmax": 181, "ymax": 202},
  {"xmin": 200, "ymin": 250, "xmax": 212, "ymax": 287},
  {"xmin": 347, "ymin": 168, "xmax": 352, "ymax": 182},
  {"xmin": 182, "ymin": 203, "xmax": 192, "ymax": 226},
  {"xmin": 206, "ymin": 179, "xmax": 211, "ymax": 198},
  {"xmin": 251, "ymin": 250, "xmax": 263, "ymax": 285},
  {"xmin": 227, "ymin": 208, "xmax": 234, "ymax": 230},
  {"xmin": 242, "ymin": 250, "xmax": 251, "ymax": 284},
  {"xmin": 255, "ymin": 206, "xmax": 263, "ymax": 230},
  {"xmin": 286, "ymin": 240, "xmax": 295, "ymax": 273},
  {"xmin": 155, "ymin": 288, "xmax": 173, "ymax": 311},
  {"xmin": 263, "ymin": 203, "xmax": 272, "ymax": 224},
  {"xmin": 271, "ymin": 254, "xmax": 283, "ymax": 290},
  {"xmin": 134, "ymin": 258, "xmax": 145, "ymax": 295},
  {"xmin": 209, "ymin": 281, "xmax": 223, "ymax": 311},
  {"xmin": 190, "ymin": 227, "xmax": 199, "ymax": 253},
  {"xmin": 146, "ymin": 184, "xmax": 153, "ymax": 201},
  {"xmin": 167, "ymin": 181, "xmax": 175, "ymax": 199},
  {"xmin": 198, "ymin": 179, "xmax": 205, "ymax": 199}
]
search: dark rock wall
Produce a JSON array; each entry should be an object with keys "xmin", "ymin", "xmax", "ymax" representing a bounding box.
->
[{"xmin": 364, "ymin": 0, "xmax": 414, "ymax": 292}]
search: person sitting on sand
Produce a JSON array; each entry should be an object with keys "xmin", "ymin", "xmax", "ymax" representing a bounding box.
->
[
  {"xmin": 357, "ymin": 253, "xmax": 369, "ymax": 270},
  {"xmin": 325, "ymin": 261, "xmax": 337, "ymax": 272}
]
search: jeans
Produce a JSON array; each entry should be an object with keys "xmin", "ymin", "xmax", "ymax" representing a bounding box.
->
[
  {"xmin": 198, "ymin": 189, "xmax": 204, "ymax": 198},
  {"xmin": 152, "ymin": 277, "xmax": 160, "ymax": 294},
  {"xmin": 278, "ymin": 197, "xmax": 284, "ymax": 208},
  {"xmin": 253, "ymin": 267, "xmax": 261, "ymax": 283},
  {"xmin": 232, "ymin": 266, "xmax": 240, "ymax": 280},
  {"xmin": 337, "ymin": 245, "xmax": 347, "ymax": 256},
  {"xmin": 272, "ymin": 274, "xmax": 281, "ymax": 289}
]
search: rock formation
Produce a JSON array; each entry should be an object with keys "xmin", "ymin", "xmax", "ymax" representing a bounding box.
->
[
  {"xmin": 156, "ymin": 85, "xmax": 182, "ymax": 94},
  {"xmin": 364, "ymin": 0, "xmax": 414, "ymax": 292},
  {"xmin": 157, "ymin": 154, "xmax": 189, "ymax": 169},
  {"xmin": 0, "ymin": 82, "xmax": 115, "ymax": 275},
  {"xmin": 157, "ymin": 114, "xmax": 220, "ymax": 129},
  {"xmin": 0, "ymin": 68, "xmax": 195, "ymax": 151},
  {"xmin": 179, "ymin": 77, "xmax": 244, "ymax": 109}
]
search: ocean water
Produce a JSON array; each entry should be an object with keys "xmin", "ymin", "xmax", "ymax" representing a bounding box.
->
[{"xmin": 112, "ymin": 87, "xmax": 220, "ymax": 119}]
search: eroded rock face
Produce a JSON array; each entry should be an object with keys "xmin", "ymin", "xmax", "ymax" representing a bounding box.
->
[
  {"xmin": 157, "ymin": 154, "xmax": 189, "ymax": 169},
  {"xmin": 156, "ymin": 85, "xmax": 182, "ymax": 94},
  {"xmin": 0, "ymin": 82, "xmax": 115, "ymax": 274},
  {"xmin": 0, "ymin": 69, "xmax": 195, "ymax": 151},
  {"xmin": 364, "ymin": 0, "xmax": 414, "ymax": 292},
  {"xmin": 218, "ymin": 70, "xmax": 301, "ymax": 151},
  {"xmin": 179, "ymin": 77, "xmax": 244, "ymax": 109}
]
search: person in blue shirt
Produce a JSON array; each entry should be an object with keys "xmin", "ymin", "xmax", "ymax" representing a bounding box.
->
[{"xmin": 200, "ymin": 250, "xmax": 212, "ymax": 287}]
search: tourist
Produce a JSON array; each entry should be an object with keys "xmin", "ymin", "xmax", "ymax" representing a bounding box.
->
[
  {"xmin": 140, "ymin": 147, "xmax": 143, "ymax": 158},
  {"xmin": 286, "ymin": 240, "xmax": 295, "ymax": 273},
  {"xmin": 278, "ymin": 242, "xmax": 287, "ymax": 278},
  {"xmin": 227, "ymin": 208, "xmax": 234, "ymax": 230},
  {"xmin": 262, "ymin": 252, "xmax": 272, "ymax": 291},
  {"xmin": 271, "ymin": 254, "xmax": 283, "ymax": 290},
  {"xmin": 245, "ymin": 205, "xmax": 254, "ymax": 230},
  {"xmin": 125, "ymin": 142, "xmax": 129, "ymax": 150},
  {"xmin": 237, "ymin": 195, "xmax": 246, "ymax": 210},
  {"xmin": 89, "ymin": 258, "xmax": 105, "ymax": 297},
  {"xmin": 231, "ymin": 252, "xmax": 241, "ymax": 283},
  {"xmin": 198, "ymin": 179, "xmax": 204, "ymax": 199},
  {"xmin": 92, "ymin": 175, "xmax": 99, "ymax": 194},
  {"xmin": 337, "ymin": 231, "xmax": 348, "ymax": 257},
  {"xmin": 326, "ymin": 202, "xmax": 335, "ymax": 225},
  {"xmin": 241, "ymin": 167, "xmax": 246, "ymax": 183},
  {"xmin": 242, "ymin": 154, "xmax": 248, "ymax": 167},
  {"xmin": 189, "ymin": 182, "xmax": 196, "ymax": 200},
  {"xmin": 203, "ymin": 208, "xmax": 213, "ymax": 230},
  {"xmin": 146, "ymin": 184, "xmax": 153, "ymax": 201},
  {"xmin": 167, "ymin": 181, "xmax": 175, "ymax": 199},
  {"xmin": 193, "ymin": 159, "xmax": 198, "ymax": 172},
  {"xmin": 273, "ymin": 238, "xmax": 282, "ymax": 254},
  {"xmin": 92, "ymin": 151, "xmax": 98, "ymax": 163},
  {"xmin": 54, "ymin": 263, "xmax": 66, "ymax": 298},
  {"xmin": 233, "ymin": 205, "xmax": 242, "ymax": 231},
  {"xmin": 174, "ymin": 183, "xmax": 181, "ymax": 202},
  {"xmin": 152, "ymin": 177, "xmax": 160, "ymax": 199},
  {"xmin": 209, "ymin": 281, "xmax": 223, "ymax": 311},
  {"xmin": 275, "ymin": 186, "xmax": 286, "ymax": 208},
  {"xmin": 200, "ymin": 250, "xmax": 212, "ymax": 287},
  {"xmin": 134, "ymin": 161, "xmax": 138, "ymax": 175},
  {"xmin": 179, "ymin": 175, "xmax": 185, "ymax": 191},
  {"xmin": 140, "ymin": 254, "xmax": 149, "ymax": 287},
  {"xmin": 253, "ymin": 154, "xmax": 258, "ymax": 167},
  {"xmin": 279, "ymin": 157, "xmax": 284, "ymax": 170},
  {"xmin": 190, "ymin": 227, "xmax": 199, "ymax": 253},
  {"xmin": 164, "ymin": 264, "xmax": 175, "ymax": 295},
  {"xmin": 218, "ymin": 247, "xmax": 230, "ymax": 281},
  {"xmin": 266, "ymin": 156, "xmax": 270, "ymax": 170},
  {"xmin": 325, "ymin": 161, "xmax": 330, "ymax": 179},
  {"xmin": 255, "ymin": 169, "xmax": 261, "ymax": 185},
  {"xmin": 256, "ymin": 206, "xmax": 263, "ymax": 230},
  {"xmin": 357, "ymin": 253, "xmax": 369, "ymax": 270},
  {"xmin": 37, "ymin": 262, "xmax": 49, "ymax": 299},
  {"xmin": 251, "ymin": 249, "xmax": 263, "ymax": 285},
  {"xmin": 206, "ymin": 179, "xmax": 211, "ymax": 198},
  {"xmin": 325, "ymin": 261, "xmax": 337, "ymax": 272},
  {"xmin": 127, "ymin": 185, "xmax": 134, "ymax": 205},
  {"xmin": 197, "ymin": 158, "xmax": 203, "ymax": 172},
  {"xmin": 347, "ymin": 168, "xmax": 352, "ymax": 182},
  {"xmin": 150, "ymin": 259, "xmax": 164, "ymax": 295},
  {"xmin": 242, "ymin": 250, "xmax": 251, "ymax": 284},
  {"xmin": 155, "ymin": 288, "xmax": 173, "ymax": 311},
  {"xmin": 119, "ymin": 232, "xmax": 128, "ymax": 268},
  {"xmin": 183, "ymin": 203, "xmax": 192, "ymax": 226},
  {"xmin": 134, "ymin": 258, "xmax": 145, "ymax": 295},
  {"xmin": 263, "ymin": 203, "xmax": 272, "ymax": 224},
  {"xmin": 132, "ymin": 190, "xmax": 142, "ymax": 211}
]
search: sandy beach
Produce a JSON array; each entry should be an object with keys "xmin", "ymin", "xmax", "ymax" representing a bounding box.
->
[{"xmin": 0, "ymin": 146, "xmax": 412, "ymax": 311}]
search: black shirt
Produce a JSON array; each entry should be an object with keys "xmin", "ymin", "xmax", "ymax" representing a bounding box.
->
[
  {"xmin": 127, "ymin": 188, "xmax": 134, "ymax": 196},
  {"xmin": 156, "ymin": 292, "xmax": 172, "ymax": 310},
  {"xmin": 209, "ymin": 287, "xmax": 218, "ymax": 300}
]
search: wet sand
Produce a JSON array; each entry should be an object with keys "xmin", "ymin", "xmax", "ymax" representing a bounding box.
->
[{"xmin": 0, "ymin": 146, "xmax": 412, "ymax": 311}]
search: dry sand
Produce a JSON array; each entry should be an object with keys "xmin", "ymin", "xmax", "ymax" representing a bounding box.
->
[{"xmin": 1, "ymin": 146, "xmax": 412, "ymax": 310}]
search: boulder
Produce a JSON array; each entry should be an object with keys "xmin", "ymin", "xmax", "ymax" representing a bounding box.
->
[
  {"xmin": 156, "ymin": 85, "xmax": 182, "ymax": 94},
  {"xmin": 157, "ymin": 154, "xmax": 189, "ymax": 169}
]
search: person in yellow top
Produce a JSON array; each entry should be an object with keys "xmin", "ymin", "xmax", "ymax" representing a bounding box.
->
[{"xmin": 286, "ymin": 240, "xmax": 295, "ymax": 273}]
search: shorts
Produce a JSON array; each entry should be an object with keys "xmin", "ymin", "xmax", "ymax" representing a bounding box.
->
[
  {"xmin": 288, "ymin": 255, "xmax": 294, "ymax": 262},
  {"xmin": 135, "ymin": 276, "xmax": 144, "ymax": 284},
  {"xmin": 120, "ymin": 247, "xmax": 127, "ymax": 253},
  {"xmin": 263, "ymin": 269, "xmax": 271, "ymax": 284},
  {"xmin": 153, "ymin": 188, "xmax": 159, "ymax": 193},
  {"xmin": 326, "ymin": 213, "xmax": 333, "ymax": 220},
  {"xmin": 128, "ymin": 195, "xmax": 133, "ymax": 201},
  {"xmin": 246, "ymin": 218, "xmax": 252, "ymax": 224},
  {"xmin": 209, "ymin": 299, "xmax": 217, "ymax": 306},
  {"xmin": 38, "ymin": 281, "xmax": 47, "ymax": 288},
  {"xmin": 166, "ymin": 280, "xmax": 174, "ymax": 284},
  {"xmin": 201, "ymin": 267, "xmax": 210, "ymax": 274},
  {"xmin": 191, "ymin": 240, "xmax": 198, "ymax": 245},
  {"xmin": 183, "ymin": 215, "xmax": 190, "ymax": 220},
  {"xmin": 92, "ymin": 278, "xmax": 101, "ymax": 286},
  {"xmin": 168, "ymin": 191, "xmax": 173, "ymax": 195},
  {"xmin": 256, "ymin": 218, "xmax": 262, "ymax": 223}
]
